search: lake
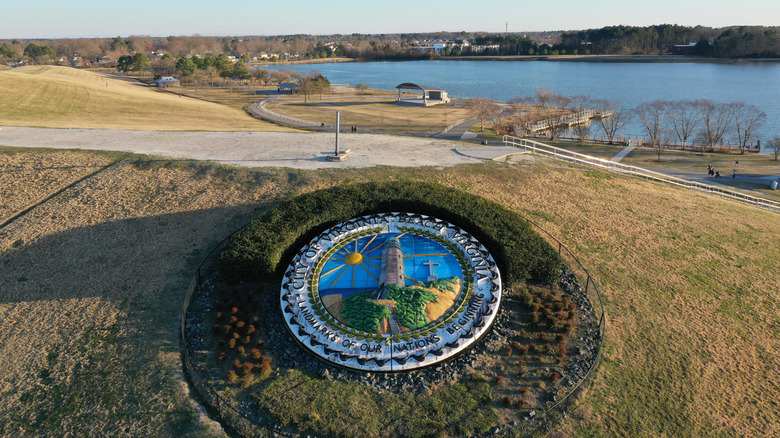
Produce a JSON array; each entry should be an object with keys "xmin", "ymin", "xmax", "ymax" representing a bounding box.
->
[{"xmin": 260, "ymin": 60, "xmax": 780, "ymax": 151}]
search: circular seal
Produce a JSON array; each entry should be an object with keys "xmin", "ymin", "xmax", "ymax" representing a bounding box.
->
[{"xmin": 280, "ymin": 213, "xmax": 502, "ymax": 372}]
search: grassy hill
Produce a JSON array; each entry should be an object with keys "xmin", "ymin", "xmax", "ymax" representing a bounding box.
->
[
  {"xmin": 0, "ymin": 66, "xmax": 293, "ymax": 131},
  {"xmin": 0, "ymin": 149, "xmax": 777, "ymax": 437}
]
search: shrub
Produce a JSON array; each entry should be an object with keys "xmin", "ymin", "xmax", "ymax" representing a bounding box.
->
[
  {"xmin": 222, "ymin": 324, "xmax": 232, "ymax": 334},
  {"xmin": 555, "ymin": 334, "xmax": 566, "ymax": 344},
  {"xmin": 233, "ymin": 359, "xmax": 242, "ymax": 368},
  {"xmin": 231, "ymin": 307, "xmax": 239, "ymax": 315},
  {"xmin": 229, "ymin": 316, "xmax": 238, "ymax": 324},
  {"xmin": 228, "ymin": 339, "xmax": 237, "ymax": 349},
  {"xmin": 518, "ymin": 329, "xmax": 527, "ymax": 337},
  {"xmin": 242, "ymin": 362, "xmax": 254, "ymax": 376},
  {"xmin": 243, "ymin": 336, "xmax": 252, "ymax": 344},
  {"xmin": 218, "ymin": 352, "xmax": 227, "ymax": 361},
  {"xmin": 240, "ymin": 376, "xmax": 252, "ymax": 388},
  {"xmin": 517, "ymin": 359, "xmax": 525, "ymax": 367},
  {"xmin": 518, "ymin": 346, "xmax": 528, "ymax": 355},
  {"xmin": 495, "ymin": 375, "xmax": 505, "ymax": 386},
  {"xmin": 247, "ymin": 324, "xmax": 256, "ymax": 334},
  {"xmin": 520, "ymin": 387, "xmax": 529, "ymax": 395},
  {"xmin": 217, "ymin": 182, "xmax": 563, "ymax": 287},
  {"xmin": 232, "ymin": 332, "xmax": 240, "ymax": 339},
  {"xmin": 518, "ymin": 369, "xmax": 526, "ymax": 377},
  {"xmin": 226, "ymin": 370, "xmax": 239, "ymax": 384},
  {"xmin": 528, "ymin": 343, "xmax": 537, "ymax": 352},
  {"xmin": 236, "ymin": 321, "xmax": 246, "ymax": 329},
  {"xmin": 504, "ymin": 345, "xmax": 513, "ymax": 357},
  {"xmin": 502, "ymin": 395, "xmax": 513, "ymax": 405},
  {"xmin": 259, "ymin": 355, "xmax": 272, "ymax": 375},
  {"xmin": 250, "ymin": 348, "xmax": 262, "ymax": 360},
  {"xmin": 539, "ymin": 332, "xmax": 547, "ymax": 341},
  {"xmin": 237, "ymin": 346, "xmax": 246, "ymax": 357},
  {"xmin": 550, "ymin": 372, "xmax": 561, "ymax": 383},
  {"xmin": 515, "ymin": 397, "xmax": 527, "ymax": 407}
]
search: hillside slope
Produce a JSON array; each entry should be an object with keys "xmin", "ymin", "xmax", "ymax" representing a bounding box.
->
[{"xmin": 0, "ymin": 66, "xmax": 291, "ymax": 131}]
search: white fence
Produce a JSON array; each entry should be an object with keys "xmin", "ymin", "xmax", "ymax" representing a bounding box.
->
[{"xmin": 502, "ymin": 135, "xmax": 780, "ymax": 212}]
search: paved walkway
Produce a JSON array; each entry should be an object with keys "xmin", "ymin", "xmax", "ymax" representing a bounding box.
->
[{"xmin": 610, "ymin": 143, "xmax": 637, "ymax": 162}]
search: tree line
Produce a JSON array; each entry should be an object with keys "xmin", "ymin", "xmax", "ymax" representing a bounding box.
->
[{"xmin": 470, "ymin": 88, "xmax": 771, "ymax": 159}]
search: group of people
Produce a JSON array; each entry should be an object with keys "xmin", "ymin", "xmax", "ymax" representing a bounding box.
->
[{"xmin": 708, "ymin": 162, "xmax": 738, "ymax": 179}]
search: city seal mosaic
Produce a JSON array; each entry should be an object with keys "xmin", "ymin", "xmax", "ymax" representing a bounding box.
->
[{"xmin": 280, "ymin": 212, "xmax": 502, "ymax": 371}]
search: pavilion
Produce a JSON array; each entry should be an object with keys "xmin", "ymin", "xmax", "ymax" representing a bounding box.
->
[{"xmin": 395, "ymin": 83, "xmax": 450, "ymax": 106}]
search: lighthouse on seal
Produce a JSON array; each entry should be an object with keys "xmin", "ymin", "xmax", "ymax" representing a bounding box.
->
[{"xmin": 379, "ymin": 236, "xmax": 405, "ymax": 288}]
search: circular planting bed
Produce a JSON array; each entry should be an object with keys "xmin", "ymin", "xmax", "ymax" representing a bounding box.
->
[{"xmin": 182, "ymin": 182, "xmax": 603, "ymax": 437}]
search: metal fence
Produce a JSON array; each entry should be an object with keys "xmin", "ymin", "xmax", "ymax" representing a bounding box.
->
[
  {"xmin": 503, "ymin": 135, "xmax": 780, "ymax": 212},
  {"xmin": 180, "ymin": 215, "xmax": 607, "ymax": 437}
]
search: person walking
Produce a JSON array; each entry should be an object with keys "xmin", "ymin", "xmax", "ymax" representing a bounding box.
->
[
  {"xmin": 732, "ymin": 169, "xmax": 737, "ymax": 179},
  {"xmin": 708, "ymin": 165, "xmax": 714, "ymax": 176}
]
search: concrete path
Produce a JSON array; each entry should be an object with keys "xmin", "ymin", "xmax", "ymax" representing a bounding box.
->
[
  {"xmin": 610, "ymin": 143, "xmax": 637, "ymax": 162},
  {"xmin": 0, "ymin": 126, "xmax": 481, "ymax": 170}
]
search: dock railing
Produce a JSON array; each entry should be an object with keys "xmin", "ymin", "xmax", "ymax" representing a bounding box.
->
[{"xmin": 502, "ymin": 135, "xmax": 780, "ymax": 212}]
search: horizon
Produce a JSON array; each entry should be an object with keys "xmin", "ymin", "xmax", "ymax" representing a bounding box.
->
[{"xmin": 2, "ymin": 0, "xmax": 777, "ymax": 40}]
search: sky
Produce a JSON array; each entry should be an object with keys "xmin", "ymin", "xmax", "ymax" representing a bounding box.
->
[{"xmin": 1, "ymin": 0, "xmax": 777, "ymax": 39}]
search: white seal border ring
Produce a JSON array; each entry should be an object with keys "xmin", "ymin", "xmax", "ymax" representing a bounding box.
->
[{"xmin": 280, "ymin": 212, "xmax": 502, "ymax": 372}]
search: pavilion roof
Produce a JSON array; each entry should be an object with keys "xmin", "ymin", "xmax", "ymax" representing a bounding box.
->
[{"xmin": 395, "ymin": 82, "xmax": 446, "ymax": 92}]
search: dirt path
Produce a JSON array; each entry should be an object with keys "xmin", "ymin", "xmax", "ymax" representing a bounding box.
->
[{"xmin": 0, "ymin": 126, "xmax": 481, "ymax": 169}]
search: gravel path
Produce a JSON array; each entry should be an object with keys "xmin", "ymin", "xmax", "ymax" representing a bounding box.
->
[{"xmin": 0, "ymin": 127, "xmax": 482, "ymax": 169}]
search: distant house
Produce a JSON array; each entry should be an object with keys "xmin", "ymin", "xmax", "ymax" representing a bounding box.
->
[
  {"xmin": 671, "ymin": 43, "xmax": 697, "ymax": 55},
  {"xmin": 155, "ymin": 76, "xmax": 180, "ymax": 88}
]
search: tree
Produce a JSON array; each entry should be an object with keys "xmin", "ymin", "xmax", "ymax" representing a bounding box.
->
[
  {"xmin": 535, "ymin": 87, "xmax": 554, "ymax": 109},
  {"xmin": 132, "ymin": 52, "xmax": 150, "ymax": 73},
  {"xmin": 0, "ymin": 44, "xmax": 17, "ymax": 60},
  {"xmin": 232, "ymin": 61, "xmax": 250, "ymax": 80},
  {"xmin": 355, "ymin": 82, "xmax": 369, "ymax": 95},
  {"xmin": 252, "ymin": 68, "xmax": 270, "ymax": 85},
  {"xmin": 175, "ymin": 57, "xmax": 197, "ymax": 76},
  {"xmin": 23, "ymin": 43, "xmax": 56, "ymax": 63},
  {"xmin": 593, "ymin": 99, "xmax": 632, "ymax": 144},
  {"xmin": 767, "ymin": 136, "xmax": 780, "ymax": 161},
  {"xmin": 696, "ymin": 100, "xmax": 733, "ymax": 152},
  {"xmin": 636, "ymin": 100, "xmax": 669, "ymax": 160},
  {"xmin": 666, "ymin": 100, "xmax": 700, "ymax": 147},
  {"xmin": 569, "ymin": 95, "xmax": 592, "ymax": 145},
  {"xmin": 151, "ymin": 58, "xmax": 176, "ymax": 77},
  {"xmin": 116, "ymin": 54, "xmax": 134, "ymax": 72},
  {"xmin": 731, "ymin": 101, "xmax": 765, "ymax": 154},
  {"xmin": 270, "ymin": 70, "xmax": 291, "ymax": 85},
  {"xmin": 464, "ymin": 98, "xmax": 502, "ymax": 132}
]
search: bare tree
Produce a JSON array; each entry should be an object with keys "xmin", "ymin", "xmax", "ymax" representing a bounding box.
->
[
  {"xmin": 151, "ymin": 58, "xmax": 176, "ymax": 77},
  {"xmin": 593, "ymin": 99, "xmax": 632, "ymax": 144},
  {"xmin": 666, "ymin": 99, "xmax": 700, "ymax": 148},
  {"xmin": 636, "ymin": 100, "xmax": 669, "ymax": 160},
  {"xmin": 355, "ymin": 82, "xmax": 369, "ymax": 95},
  {"xmin": 270, "ymin": 70, "xmax": 291, "ymax": 85},
  {"xmin": 464, "ymin": 98, "xmax": 502, "ymax": 132},
  {"xmin": 252, "ymin": 68, "xmax": 270, "ymax": 85},
  {"xmin": 570, "ymin": 95, "xmax": 592, "ymax": 145},
  {"xmin": 535, "ymin": 87, "xmax": 554, "ymax": 109},
  {"xmin": 697, "ymin": 100, "xmax": 733, "ymax": 153},
  {"xmin": 731, "ymin": 101, "xmax": 766, "ymax": 154},
  {"xmin": 768, "ymin": 137, "xmax": 780, "ymax": 161}
]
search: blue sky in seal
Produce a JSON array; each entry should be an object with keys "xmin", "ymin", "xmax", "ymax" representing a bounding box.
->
[{"xmin": 1, "ymin": 0, "xmax": 777, "ymax": 39}]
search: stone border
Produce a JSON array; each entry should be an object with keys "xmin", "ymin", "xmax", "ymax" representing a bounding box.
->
[{"xmin": 280, "ymin": 212, "xmax": 502, "ymax": 372}]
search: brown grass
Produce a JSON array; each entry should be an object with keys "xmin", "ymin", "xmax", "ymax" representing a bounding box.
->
[
  {"xmin": 0, "ymin": 148, "xmax": 777, "ymax": 437},
  {"xmin": 266, "ymin": 96, "xmax": 473, "ymax": 136},
  {"xmin": 0, "ymin": 66, "xmax": 292, "ymax": 131}
]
